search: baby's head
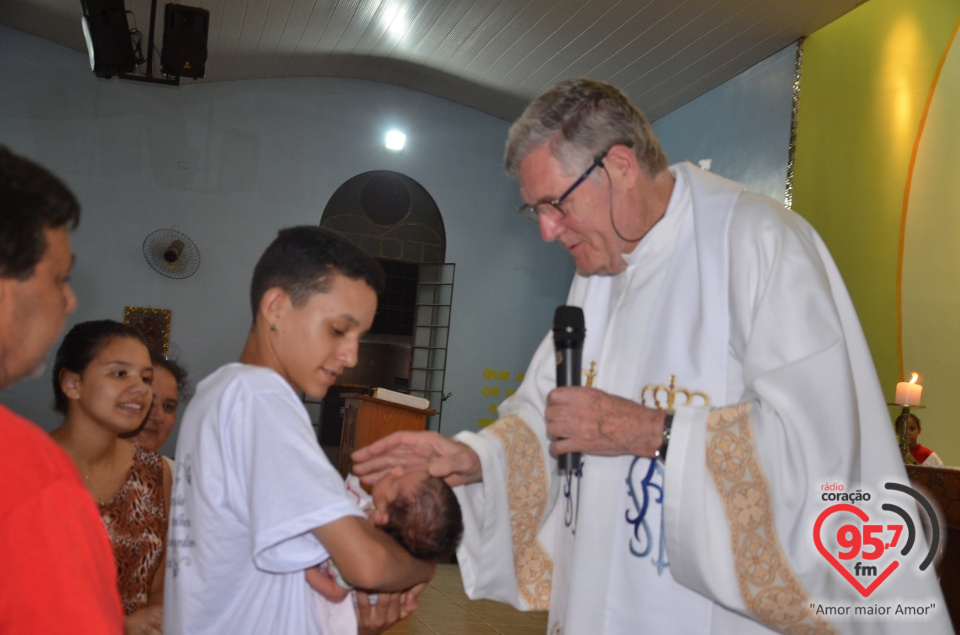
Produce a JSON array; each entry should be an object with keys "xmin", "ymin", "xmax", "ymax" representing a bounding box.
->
[{"xmin": 371, "ymin": 468, "xmax": 463, "ymax": 562}]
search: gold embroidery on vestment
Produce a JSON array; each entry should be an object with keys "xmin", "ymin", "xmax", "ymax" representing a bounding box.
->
[
  {"xmin": 706, "ymin": 404, "xmax": 835, "ymax": 634},
  {"xmin": 641, "ymin": 374, "xmax": 710, "ymax": 410},
  {"xmin": 489, "ymin": 414, "xmax": 552, "ymax": 610},
  {"xmin": 583, "ymin": 361, "xmax": 598, "ymax": 387}
]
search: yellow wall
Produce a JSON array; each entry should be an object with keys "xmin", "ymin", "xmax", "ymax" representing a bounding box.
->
[{"xmin": 793, "ymin": 0, "xmax": 960, "ymax": 465}]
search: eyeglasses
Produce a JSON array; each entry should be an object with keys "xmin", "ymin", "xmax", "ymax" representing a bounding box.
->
[{"xmin": 517, "ymin": 150, "xmax": 608, "ymax": 223}]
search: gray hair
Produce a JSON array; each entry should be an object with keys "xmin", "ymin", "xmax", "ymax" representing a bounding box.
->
[{"xmin": 504, "ymin": 79, "xmax": 668, "ymax": 177}]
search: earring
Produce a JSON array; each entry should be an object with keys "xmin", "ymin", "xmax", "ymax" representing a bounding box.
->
[{"xmin": 269, "ymin": 323, "xmax": 277, "ymax": 332}]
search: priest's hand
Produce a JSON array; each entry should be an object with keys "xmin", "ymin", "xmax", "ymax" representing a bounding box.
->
[
  {"xmin": 352, "ymin": 431, "xmax": 483, "ymax": 487},
  {"xmin": 545, "ymin": 386, "xmax": 665, "ymax": 458}
]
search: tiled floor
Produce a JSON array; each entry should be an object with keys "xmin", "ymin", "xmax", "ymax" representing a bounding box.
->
[{"xmin": 385, "ymin": 564, "xmax": 548, "ymax": 634}]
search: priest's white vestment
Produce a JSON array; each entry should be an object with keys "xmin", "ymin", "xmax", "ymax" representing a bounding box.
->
[{"xmin": 453, "ymin": 163, "xmax": 952, "ymax": 634}]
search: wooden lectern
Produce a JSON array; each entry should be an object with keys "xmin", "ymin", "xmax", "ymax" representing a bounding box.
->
[
  {"xmin": 337, "ymin": 394, "xmax": 436, "ymax": 477},
  {"xmin": 905, "ymin": 465, "xmax": 960, "ymax": 629}
]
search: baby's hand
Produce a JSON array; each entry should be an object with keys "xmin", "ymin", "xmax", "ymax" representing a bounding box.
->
[
  {"xmin": 124, "ymin": 605, "xmax": 162, "ymax": 635},
  {"xmin": 305, "ymin": 564, "xmax": 352, "ymax": 603}
]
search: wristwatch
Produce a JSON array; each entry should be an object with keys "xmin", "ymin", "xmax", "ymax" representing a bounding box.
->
[{"xmin": 654, "ymin": 411, "xmax": 674, "ymax": 462}]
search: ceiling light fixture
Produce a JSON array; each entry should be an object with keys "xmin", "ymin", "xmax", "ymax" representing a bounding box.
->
[
  {"xmin": 385, "ymin": 130, "xmax": 406, "ymax": 151},
  {"xmin": 380, "ymin": 3, "xmax": 408, "ymax": 40}
]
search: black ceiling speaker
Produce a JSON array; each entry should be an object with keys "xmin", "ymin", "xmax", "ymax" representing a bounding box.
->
[
  {"xmin": 160, "ymin": 4, "xmax": 210, "ymax": 79},
  {"xmin": 80, "ymin": 0, "xmax": 137, "ymax": 78}
]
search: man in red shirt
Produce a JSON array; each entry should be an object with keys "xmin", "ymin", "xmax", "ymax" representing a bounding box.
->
[{"xmin": 0, "ymin": 146, "xmax": 124, "ymax": 633}]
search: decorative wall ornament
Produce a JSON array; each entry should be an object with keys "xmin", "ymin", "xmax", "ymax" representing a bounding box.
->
[{"xmin": 124, "ymin": 306, "xmax": 172, "ymax": 357}]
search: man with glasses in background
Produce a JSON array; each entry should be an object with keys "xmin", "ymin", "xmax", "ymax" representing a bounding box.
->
[{"xmin": 353, "ymin": 79, "xmax": 951, "ymax": 634}]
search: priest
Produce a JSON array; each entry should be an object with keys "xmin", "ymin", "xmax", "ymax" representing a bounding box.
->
[{"xmin": 353, "ymin": 79, "xmax": 952, "ymax": 634}]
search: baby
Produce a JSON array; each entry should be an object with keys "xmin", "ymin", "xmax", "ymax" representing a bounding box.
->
[{"xmin": 306, "ymin": 467, "xmax": 464, "ymax": 603}]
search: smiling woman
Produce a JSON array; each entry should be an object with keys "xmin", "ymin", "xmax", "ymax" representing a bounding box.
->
[{"xmin": 49, "ymin": 320, "xmax": 172, "ymax": 635}]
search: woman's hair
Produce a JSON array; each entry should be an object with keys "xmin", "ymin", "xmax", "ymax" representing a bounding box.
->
[
  {"xmin": 382, "ymin": 476, "xmax": 464, "ymax": 562},
  {"xmin": 52, "ymin": 320, "xmax": 151, "ymax": 414},
  {"xmin": 149, "ymin": 349, "xmax": 190, "ymax": 396},
  {"xmin": 249, "ymin": 226, "xmax": 385, "ymax": 323}
]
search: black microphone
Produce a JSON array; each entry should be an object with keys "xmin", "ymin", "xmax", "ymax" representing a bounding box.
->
[{"xmin": 553, "ymin": 305, "xmax": 585, "ymax": 472}]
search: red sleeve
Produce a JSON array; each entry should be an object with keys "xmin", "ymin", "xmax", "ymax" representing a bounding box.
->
[
  {"xmin": 912, "ymin": 445, "xmax": 933, "ymax": 464},
  {"xmin": 0, "ymin": 479, "xmax": 124, "ymax": 633}
]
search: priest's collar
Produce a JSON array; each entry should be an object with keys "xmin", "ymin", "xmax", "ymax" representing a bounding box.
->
[{"xmin": 621, "ymin": 163, "xmax": 691, "ymax": 269}]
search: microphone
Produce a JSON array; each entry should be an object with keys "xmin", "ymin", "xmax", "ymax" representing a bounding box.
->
[{"xmin": 553, "ymin": 305, "xmax": 585, "ymax": 472}]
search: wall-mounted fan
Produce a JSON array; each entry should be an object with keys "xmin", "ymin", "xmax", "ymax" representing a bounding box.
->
[{"xmin": 143, "ymin": 228, "xmax": 200, "ymax": 279}]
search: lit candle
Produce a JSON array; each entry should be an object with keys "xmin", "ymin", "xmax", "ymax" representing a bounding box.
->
[{"xmin": 895, "ymin": 372, "xmax": 922, "ymax": 406}]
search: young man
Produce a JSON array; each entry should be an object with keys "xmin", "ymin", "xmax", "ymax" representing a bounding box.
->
[
  {"xmin": 164, "ymin": 226, "xmax": 434, "ymax": 634},
  {"xmin": 0, "ymin": 146, "xmax": 124, "ymax": 632}
]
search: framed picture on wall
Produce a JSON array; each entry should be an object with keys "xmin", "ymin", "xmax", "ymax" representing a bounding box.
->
[{"xmin": 124, "ymin": 306, "xmax": 172, "ymax": 357}]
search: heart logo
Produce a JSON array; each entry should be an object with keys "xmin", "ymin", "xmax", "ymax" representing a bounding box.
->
[{"xmin": 813, "ymin": 503, "xmax": 900, "ymax": 597}]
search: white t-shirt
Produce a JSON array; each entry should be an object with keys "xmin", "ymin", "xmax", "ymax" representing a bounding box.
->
[{"xmin": 164, "ymin": 363, "xmax": 363, "ymax": 635}]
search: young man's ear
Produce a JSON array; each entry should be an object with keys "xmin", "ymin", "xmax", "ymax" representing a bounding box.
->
[{"xmin": 259, "ymin": 287, "xmax": 290, "ymax": 331}]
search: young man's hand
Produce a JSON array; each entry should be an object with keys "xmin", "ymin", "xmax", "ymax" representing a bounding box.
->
[{"xmin": 355, "ymin": 582, "xmax": 427, "ymax": 635}]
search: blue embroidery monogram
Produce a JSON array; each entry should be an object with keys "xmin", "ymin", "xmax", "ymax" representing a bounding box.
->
[{"xmin": 625, "ymin": 457, "xmax": 669, "ymax": 574}]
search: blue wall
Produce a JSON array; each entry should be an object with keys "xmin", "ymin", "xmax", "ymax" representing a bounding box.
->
[
  {"xmin": 0, "ymin": 27, "xmax": 797, "ymax": 454},
  {"xmin": 653, "ymin": 43, "xmax": 796, "ymax": 203},
  {"xmin": 0, "ymin": 27, "xmax": 575, "ymax": 451}
]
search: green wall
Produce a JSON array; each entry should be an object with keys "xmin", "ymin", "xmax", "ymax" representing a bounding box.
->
[{"xmin": 793, "ymin": 0, "xmax": 960, "ymax": 464}]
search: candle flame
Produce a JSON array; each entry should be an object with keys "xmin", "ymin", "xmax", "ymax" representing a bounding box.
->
[{"xmin": 909, "ymin": 372, "xmax": 919, "ymax": 384}]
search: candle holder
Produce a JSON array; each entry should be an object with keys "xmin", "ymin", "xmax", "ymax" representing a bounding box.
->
[{"xmin": 887, "ymin": 403, "xmax": 926, "ymax": 464}]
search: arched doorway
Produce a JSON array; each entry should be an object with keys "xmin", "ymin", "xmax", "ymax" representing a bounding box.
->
[{"xmin": 315, "ymin": 171, "xmax": 454, "ymax": 448}]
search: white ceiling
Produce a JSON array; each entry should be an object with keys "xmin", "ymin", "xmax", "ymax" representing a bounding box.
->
[{"xmin": 1, "ymin": 0, "xmax": 866, "ymax": 121}]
